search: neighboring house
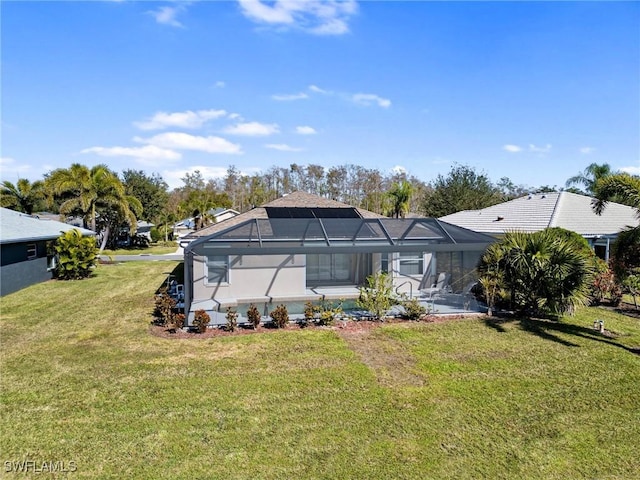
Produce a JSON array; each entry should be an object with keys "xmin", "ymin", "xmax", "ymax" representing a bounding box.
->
[
  {"xmin": 0, "ymin": 208, "xmax": 95, "ymax": 296},
  {"xmin": 183, "ymin": 192, "xmax": 494, "ymax": 326},
  {"xmin": 439, "ymin": 192, "xmax": 639, "ymax": 260},
  {"xmin": 173, "ymin": 208, "xmax": 240, "ymax": 240},
  {"xmin": 115, "ymin": 220, "xmax": 155, "ymax": 247}
]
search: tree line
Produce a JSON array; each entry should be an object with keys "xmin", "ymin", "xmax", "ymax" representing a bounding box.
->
[{"xmin": 1, "ymin": 161, "xmax": 637, "ymax": 250}]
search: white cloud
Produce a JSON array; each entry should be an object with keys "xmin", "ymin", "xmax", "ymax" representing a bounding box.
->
[
  {"xmin": 352, "ymin": 93, "xmax": 391, "ymax": 108},
  {"xmin": 81, "ymin": 145, "xmax": 182, "ymax": 164},
  {"xmin": 391, "ymin": 165, "xmax": 407, "ymax": 175},
  {"xmin": 309, "ymin": 84, "xmax": 331, "ymax": 95},
  {"xmin": 272, "ymin": 92, "xmax": 309, "ymax": 101},
  {"xmin": 237, "ymin": 0, "xmax": 294, "ymax": 24},
  {"xmin": 135, "ymin": 132, "xmax": 243, "ymax": 154},
  {"xmin": 503, "ymin": 144, "xmax": 522, "ymax": 153},
  {"xmin": 0, "ymin": 157, "xmax": 33, "ymax": 179},
  {"xmin": 620, "ymin": 165, "xmax": 640, "ymax": 175},
  {"xmin": 295, "ymin": 126, "xmax": 316, "ymax": 135},
  {"xmin": 529, "ymin": 143, "xmax": 552, "ymax": 154},
  {"xmin": 265, "ymin": 143, "xmax": 304, "ymax": 152},
  {"xmin": 214, "ymin": 81, "xmax": 226, "ymax": 88},
  {"xmin": 148, "ymin": 5, "xmax": 185, "ymax": 28},
  {"xmin": 223, "ymin": 121, "xmax": 280, "ymax": 136},
  {"xmin": 228, "ymin": 113, "xmax": 243, "ymax": 120},
  {"xmin": 134, "ymin": 109, "xmax": 227, "ymax": 131},
  {"xmin": 580, "ymin": 146, "xmax": 595, "ymax": 154},
  {"xmin": 237, "ymin": 0, "xmax": 358, "ymax": 36}
]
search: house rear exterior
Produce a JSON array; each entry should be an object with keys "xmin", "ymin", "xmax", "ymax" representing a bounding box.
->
[{"xmin": 183, "ymin": 192, "xmax": 494, "ymax": 325}]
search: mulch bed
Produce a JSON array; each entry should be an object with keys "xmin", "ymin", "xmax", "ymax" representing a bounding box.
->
[{"xmin": 149, "ymin": 313, "xmax": 482, "ymax": 340}]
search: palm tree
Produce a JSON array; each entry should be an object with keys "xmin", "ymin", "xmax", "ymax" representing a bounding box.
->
[
  {"xmin": 565, "ymin": 162, "xmax": 613, "ymax": 195},
  {"xmin": 478, "ymin": 229, "xmax": 595, "ymax": 317},
  {"xmin": 592, "ymin": 173, "xmax": 640, "ymax": 214},
  {"xmin": 387, "ymin": 180, "xmax": 413, "ymax": 218},
  {"xmin": 1, "ymin": 178, "xmax": 44, "ymax": 214},
  {"xmin": 47, "ymin": 163, "xmax": 139, "ymax": 232},
  {"xmin": 593, "ymin": 173, "xmax": 640, "ymax": 280}
]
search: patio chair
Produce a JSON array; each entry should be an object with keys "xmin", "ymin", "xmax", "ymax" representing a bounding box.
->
[{"xmin": 421, "ymin": 272, "xmax": 451, "ymax": 299}]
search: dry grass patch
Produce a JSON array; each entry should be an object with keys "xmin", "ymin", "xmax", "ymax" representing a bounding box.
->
[{"xmin": 338, "ymin": 325, "xmax": 426, "ymax": 388}]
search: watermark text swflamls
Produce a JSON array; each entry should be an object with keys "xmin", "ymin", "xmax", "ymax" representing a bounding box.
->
[{"xmin": 4, "ymin": 460, "xmax": 77, "ymax": 474}]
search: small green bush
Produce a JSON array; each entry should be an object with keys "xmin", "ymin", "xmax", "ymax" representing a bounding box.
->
[
  {"xmin": 401, "ymin": 297, "xmax": 427, "ymax": 320},
  {"xmin": 269, "ymin": 304, "xmax": 289, "ymax": 329},
  {"xmin": 357, "ymin": 272, "xmax": 398, "ymax": 321},
  {"xmin": 225, "ymin": 308, "xmax": 238, "ymax": 332},
  {"xmin": 246, "ymin": 304, "xmax": 261, "ymax": 330},
  {"xmin": 150, "ymin": 227, "xmax": 162, "ymax": 243},
  {"xmin": 317, "ymin": 300, "xmax": 343, "ymax": 326},
  {"xmin": 54, "ymin": 229, "xmax": 97, "ymax": 280},
  {"xmin": 193, "ymin": 309, "xmax": 211, "ymax": 333}
]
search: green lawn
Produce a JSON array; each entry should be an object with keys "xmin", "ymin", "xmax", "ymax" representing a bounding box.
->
[
  {"xmin": 1, "ymin": 262, "xmax": 639, "ymax": 479},
  {"xmin": 101, "ymin": 242, "xmax": 178, "ymax": 256}
]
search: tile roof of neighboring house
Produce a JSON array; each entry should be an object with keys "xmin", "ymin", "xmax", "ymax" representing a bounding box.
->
[
  {"xmin": 439, "ymin": 192, "xmax": 638, "ymax": 237},
  {"xmin": 0, "ymin": 208, "xmax": 95, "ymax": 244},
  {"xmin": 187, "ymin": 191, "xmax": 384, "ymax": 239}
]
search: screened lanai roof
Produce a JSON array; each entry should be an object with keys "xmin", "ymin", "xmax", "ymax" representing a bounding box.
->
[{"xmin": 186, "ymin": 217, "xmax": 495, "ymax": 256}]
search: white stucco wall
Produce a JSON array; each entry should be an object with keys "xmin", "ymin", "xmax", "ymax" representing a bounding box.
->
[{"xmin": 192, "ymin": 254, "xmax": 306, "ymax": 303}]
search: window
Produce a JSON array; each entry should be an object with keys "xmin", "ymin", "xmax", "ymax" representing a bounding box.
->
[
  {"xmin": 306, "ymin": 254, "xmax": 352, "ymax": 284},
  {"xmin": 398, "ymin": 252, "xmax": 424, "ymax": 276},
  {"xmin": 27, "ymin": 243, "xmax": 37, "ymax": 260},
  {"xmin": 206, "ymin": 255, "xmax": 228, "ymax": 284}
]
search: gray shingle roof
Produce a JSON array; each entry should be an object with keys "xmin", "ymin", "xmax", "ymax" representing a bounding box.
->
[
  {"xmin": 439, "ymin": 192, "xmax": 638, "ymax": 237},
  {"xmin": 0, "ymin": 208, "xmax": 95, "ymax": 244}
]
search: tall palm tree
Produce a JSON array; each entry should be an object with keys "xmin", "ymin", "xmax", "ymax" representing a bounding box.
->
[
  {"xmin": 593, "ymin": 173, "xmax": 640, "ymax": 280},
  {"xmin": 387, "ymin": 180, "xmax": 413, "ymax": 218},
  {"xmin": 565, "ymin": 162, "xmax": 613, "ymax": 195},
  {"xmin": 1, "ymin": 178, "xmax": 44, "ymax": 214},
  {"xmin": 47, "ymin": 163, "xmax": 140, "ymax": 233},
  {"xmin": 592, "ymin": 173, "xmax": 640, "ymax": 215}
]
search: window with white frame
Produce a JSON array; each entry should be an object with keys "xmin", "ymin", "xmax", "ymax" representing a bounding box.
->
[
  {"xmin": 398, "ymin": 252, "xmax": 424, "ymax": 276},
  {"xmin": 206, "ymin": 255, "xmax": 229, "ymax": 283},
  {"xmin": 27, "ymin": 243, "xmax": 37, "ymax": 260}
]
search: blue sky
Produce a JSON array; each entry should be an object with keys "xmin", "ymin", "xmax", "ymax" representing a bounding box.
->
[{"xmin": 1, "ymin": 0, "xmax": 639, "ymax": 190}]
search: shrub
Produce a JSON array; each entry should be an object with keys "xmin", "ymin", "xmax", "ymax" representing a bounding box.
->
[
  {"xmin": 54, "ymin": 229, "xmax": 97, "ymax": 280},
  {"xmin": 622, "ymin": 273, "xmax": 640, "ymax": 309},
  {"xmin": 246, "ymin": 304, "xmax": 261, "ymax": 330},
  {"xmin": 477, "ymin": 229, "xmax": 595, "ymax": 317},
  {"xmin": 150, "ymin": 227, "xmax": 162, "ymax": 243},
  {"xmin": 172, "ymin": 313, "xmax": 186, "ymax": 331},
  {"xmin": 193, "ymin": 309, "xmax": 211, "ymax": 333},
  {"xmin": 401, "ymin": 297, "xmax": 427, "ymax": 320},
  {"xmin": 317, "ymin": 300, "xmax": 343, "ymax": 326},
  {"xmin": 269, "ymin": 304, "xmax": 289, "ymax": 328},
  {"xmin": 224, "ymin": 308, "xmax": 238, "ymax": 332},
  {"xmin": 154, "ymin": 291, "xmax": 177, "ymax": 326},
  {"xmin": 357, "ymin": 272, "xmax": 398, "ymax": 321},
  {"xmin": 591, "ymin": 263, "xmax": 618, "ymax": 305}
]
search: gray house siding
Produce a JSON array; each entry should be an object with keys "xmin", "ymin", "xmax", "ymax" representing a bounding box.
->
[{"xmin": 0, "ymin": 240, "xmax": 52, "ymax": 296}]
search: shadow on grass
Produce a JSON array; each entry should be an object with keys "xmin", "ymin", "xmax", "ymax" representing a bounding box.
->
[{"xmin": 483, "ymin": 315, "xmax": 640, "ymax": 355}]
